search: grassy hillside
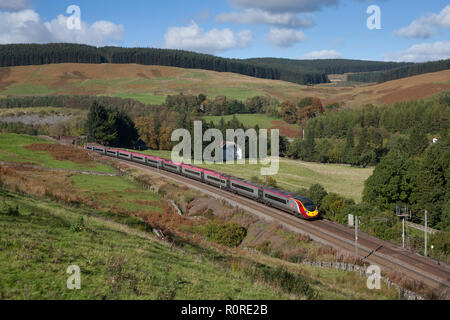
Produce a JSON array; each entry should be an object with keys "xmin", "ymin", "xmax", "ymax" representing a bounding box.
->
[
  {"xmin": 0, "ymin": 188, "xmax": 294, "ymax": 299},
  {"xmin": 0, "ymin": 133, "xmax": 399, "ymax": 300},
  {"xmin": 348, "ymin": 59, "xmax": 450, "ymax": 83},
  {"xmin": 1, "ymin": 64, "xmax": 448, "ymax": 107},
  {"xmin": 0, "ymin": 43, "xmax": 328, "ymax": 85}
]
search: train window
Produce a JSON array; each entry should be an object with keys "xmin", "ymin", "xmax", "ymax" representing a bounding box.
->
[
  {"xmin": 232, "ymin": 183, "xmax": 254, "ymax": 193},
  {"xmin": 119, "ymin": 153, "xmax": 129, "ymax": 157},
  {"xmin": 107, "ymin": 151, "xmax": 116, "ymax": 155},
  {"xmin": 133, "ymin": 156, "xmax": 143, "ymax": 160},
  {"xmin": 265, "ymin": 193, "xmax": 287, "ymax": 204},
  {"xmin": 165, "ymin": 164, "xmax": 177, "ymax": 169},
  {"xmin": 185, "ymin": 169, "xmax": 201, "ymax": 176},
  {"xmin": 148, "ymin": 159, "xmax": 157, "ymax": 164},
  {"xmin": 207, "ymin": 176, "xmax": 220, "ymax": 182}
]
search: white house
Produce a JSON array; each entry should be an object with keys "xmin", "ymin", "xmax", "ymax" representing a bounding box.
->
[{"xmin": 222, "ymin": 141, "xmax": 243, "ymax": 162}]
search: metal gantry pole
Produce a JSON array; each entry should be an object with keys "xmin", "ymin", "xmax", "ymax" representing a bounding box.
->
[
  {"xmin": 402, "ymin": 217, "xmax": 405, "ymax": 249},
  {"xmin": 424, "ymin": 210, "xmax": 428, "ymax": 257},
  {"xmin": 355, "ymin": 216, "xmax": 358, "ymax": 258}
]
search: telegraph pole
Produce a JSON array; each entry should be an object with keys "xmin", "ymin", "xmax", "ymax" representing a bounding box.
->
[
  {"xmin": 402, "ymin": 216, "xmax": 405, "ymax": 249},
  {"xmin": 396, "ymin": 206, "xmax": 410, "ymax": 249},
  {"xmin": 355, "ymin": 216, "xmax": 358, "ymax": 258},
  {"xmin": 424, "ymin": 210, "xmax": 428, "ymax": 257}
]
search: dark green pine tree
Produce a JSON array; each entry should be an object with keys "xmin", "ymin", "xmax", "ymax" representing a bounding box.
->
[
  {"xmin": 85, "ymin": 102, "xmax": 108, "ymax": 143},
  {"xmin": 303, "ymin": 128, "xmax": 316, "ymax": 161},
  {"xmin": 409, "ymin": 136, "xmax": 450, "ymax": 229},
  {"xmin": 407, "ymin": 126, "xmax": 429, "ymax": 156},
  {"xmin": 343, "ymin": 128, "xmax": 355, "ymax": 164},
  {"xmin": 363, "ymin": 150, "xmax": 414, "ymax": 209}
]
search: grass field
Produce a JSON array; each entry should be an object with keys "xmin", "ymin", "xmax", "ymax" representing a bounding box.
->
[
  {"xmin": 1, "ymin": 64, "xmax": 449, "ymax": 107},
  {"xmin": 0, "ymin": 133, "xmax": 113, "ymax": 173},
  {"xmin": 142, "ymin": 149, "xmax": 372, "ymax": 202}
]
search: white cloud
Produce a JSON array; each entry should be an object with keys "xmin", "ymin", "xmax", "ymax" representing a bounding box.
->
[
  {"xmin": 0, "ymin": 9, "xmax": 124, "ymax": 46},
  {"xmin": 428, "ymin": 5, "xmax": 450, "ymax": 28},
  {"xmin": 393, "ymin": 5, "xmax": 450, "ymax": 38},
  {"xmin": 45, "ymin": 15, "xmax": 124, "ymax": 46},
  {"xmin": 216, "ymin": 9, "xmax": 314, "ymax": 28},
  {"xmin": 0, "ymin": 0, "xmax": 29, "ymax": 11},
  {"xmin": 164, "ymin": 21, "xmax": 252, "ymax": 54},
  {"xmin": 302, "ymin": 49, "xmax": 342, "ymax": 59},
  {"xmin": 0, "ymin": 9, "xmax": 52, "ymax": 43},
  {"xmin": 265, "ymin": 27, "xmax": 305, "ymax": 48},
  {"xmin": 230, "ymin": 0, "xmax": 338, "ymax": 13},
  {"xmin": 383, "ymin": 41, "xmax": 450, "ymax": 62},
  {"xmin": 393, "ymin": 19, "xmax": 436, "ymax": 39}
]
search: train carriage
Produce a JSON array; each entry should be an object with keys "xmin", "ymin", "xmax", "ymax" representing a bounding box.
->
[
  {"xmin": 229, "ymin": 178, "xmax": 260, "ymax": 200},
  {"xmin": 263, "ymin": 189, "xmax": 292, "ymax": 212},
  {"xmin": 162, "ymin": 160, "xmax": 182, "ymax": 174},
  {"xmin": 145, "ymin": 156, "xmax": 162, "ymax": 169},
  {"xmin": 106, "ymin": 149, "xmax": 118, "ymax": 157},
  {"xmin": 118, "ymin": 151, "xmax": 132, "ymax": 160},
  {"xmin": 93, "ymin": 147, "xmax": 106, "ymax": 154},
  {"xmin": 131, "ymin": 153, "xmax": 146, "ymax": 164},
  {"xmin": 181, "ymin": 164, "xmax": 203, "ymax": 181},
  {"xmin": 204, "ymin": 171, "xmax": 227, "ymax": 188}
]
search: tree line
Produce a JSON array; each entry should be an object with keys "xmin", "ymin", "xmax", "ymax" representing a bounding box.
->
[
  {"xmin": 246, "ymin": 58, "xmax": 411, "ymax": 74},
  {"xmin": 287, "ymin": 94, "xmax": 449, "ymax": 167},
  {"xmin": 347, "ymin": 59, "xmax": 450, "ymax": 83},
  {"xmin": 0, "ymin": 43, "xmax": 328, "ymax": 85}
]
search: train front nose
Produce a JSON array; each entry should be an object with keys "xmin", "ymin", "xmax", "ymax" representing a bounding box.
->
[{"xmin": 305, "ymin": 208, "xmax": 319, "ymax": 219}]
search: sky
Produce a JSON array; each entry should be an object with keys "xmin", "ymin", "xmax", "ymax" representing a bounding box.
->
[{"xmin": 0, "ymin": 0, "xmax": 449, "ymax": 62}]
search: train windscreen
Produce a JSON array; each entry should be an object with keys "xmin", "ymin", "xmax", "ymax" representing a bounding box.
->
[{"xmin": 294, "ymin": 197, "xmax": 316, "ymax": 211}]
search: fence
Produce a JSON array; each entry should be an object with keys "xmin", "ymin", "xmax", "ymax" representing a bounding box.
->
[{"xmin": 302, "ymin": 261, "xmax": 424, "ymax": 300}]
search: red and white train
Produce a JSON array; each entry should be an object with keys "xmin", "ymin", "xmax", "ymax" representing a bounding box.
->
[{"xmin": 86, "ymin": 145, "xmax": 320, "ymax": 219}]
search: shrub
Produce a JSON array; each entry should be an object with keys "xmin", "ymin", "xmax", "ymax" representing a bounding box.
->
[
  {"xmin": 430, "ymin": 231, "xmax": 450, "ymax": 260},
  {"xmin": 267, "ymin": 176, "xmax": 277, "ymax": 188},
  {"xmin": 70, "ymin": 216, "xmax": 86, "ymax": 232},
  {"xmin": 246, "ymin": 264, "xmax": 317, "ymax": 300},
  {"xmin": 0, "ymin": 197, "xmax": 20, "ymax": 216},
  {"xmin": 308, "ymin": 184, "xmax": 328, "ymax": 210},
  {"xmin": 203, "ymin": 220, "xmax": 247, "ymax": 247},
  {"xmin": 321, "ymin": 193, "xmax": 351, "ymax": 221}
]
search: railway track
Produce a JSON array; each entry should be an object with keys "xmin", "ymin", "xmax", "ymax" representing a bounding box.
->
[{"xmin": 119, "ymin": 159, "xmax": 450, "ymax": 295}]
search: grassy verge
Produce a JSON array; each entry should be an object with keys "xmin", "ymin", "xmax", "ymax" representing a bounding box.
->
[{"xmin": 0, "ymin": 133, "xmax": 114, "ymax": 173}]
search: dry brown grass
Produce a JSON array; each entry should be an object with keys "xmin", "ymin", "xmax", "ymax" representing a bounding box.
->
[
  {"xmin": 24, "ymin": 143, "xmax": 93, "ymax": 164},
  {"xmin": 2, "ymin": 63, "xmax": 448, "ymax": 106}
]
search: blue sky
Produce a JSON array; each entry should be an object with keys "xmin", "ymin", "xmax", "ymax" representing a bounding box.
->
[{"xmin": 1, "ymin": 0, "xmax": 449, "ymax": 62}]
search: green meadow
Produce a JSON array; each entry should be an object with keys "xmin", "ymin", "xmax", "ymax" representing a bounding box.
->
[{"xmin": 0, "ymin": 133, "xmax": 114, "ymax": 173}]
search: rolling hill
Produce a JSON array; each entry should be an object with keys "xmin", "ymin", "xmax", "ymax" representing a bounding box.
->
[{"xmin": 0, "ymin": 63, "xmax": 449, "ymax": 107}]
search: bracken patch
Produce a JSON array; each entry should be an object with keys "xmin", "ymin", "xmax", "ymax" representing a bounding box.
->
[{"xmin": 24, "ymin": 143, "xmax": 93, "ymax": 165}]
